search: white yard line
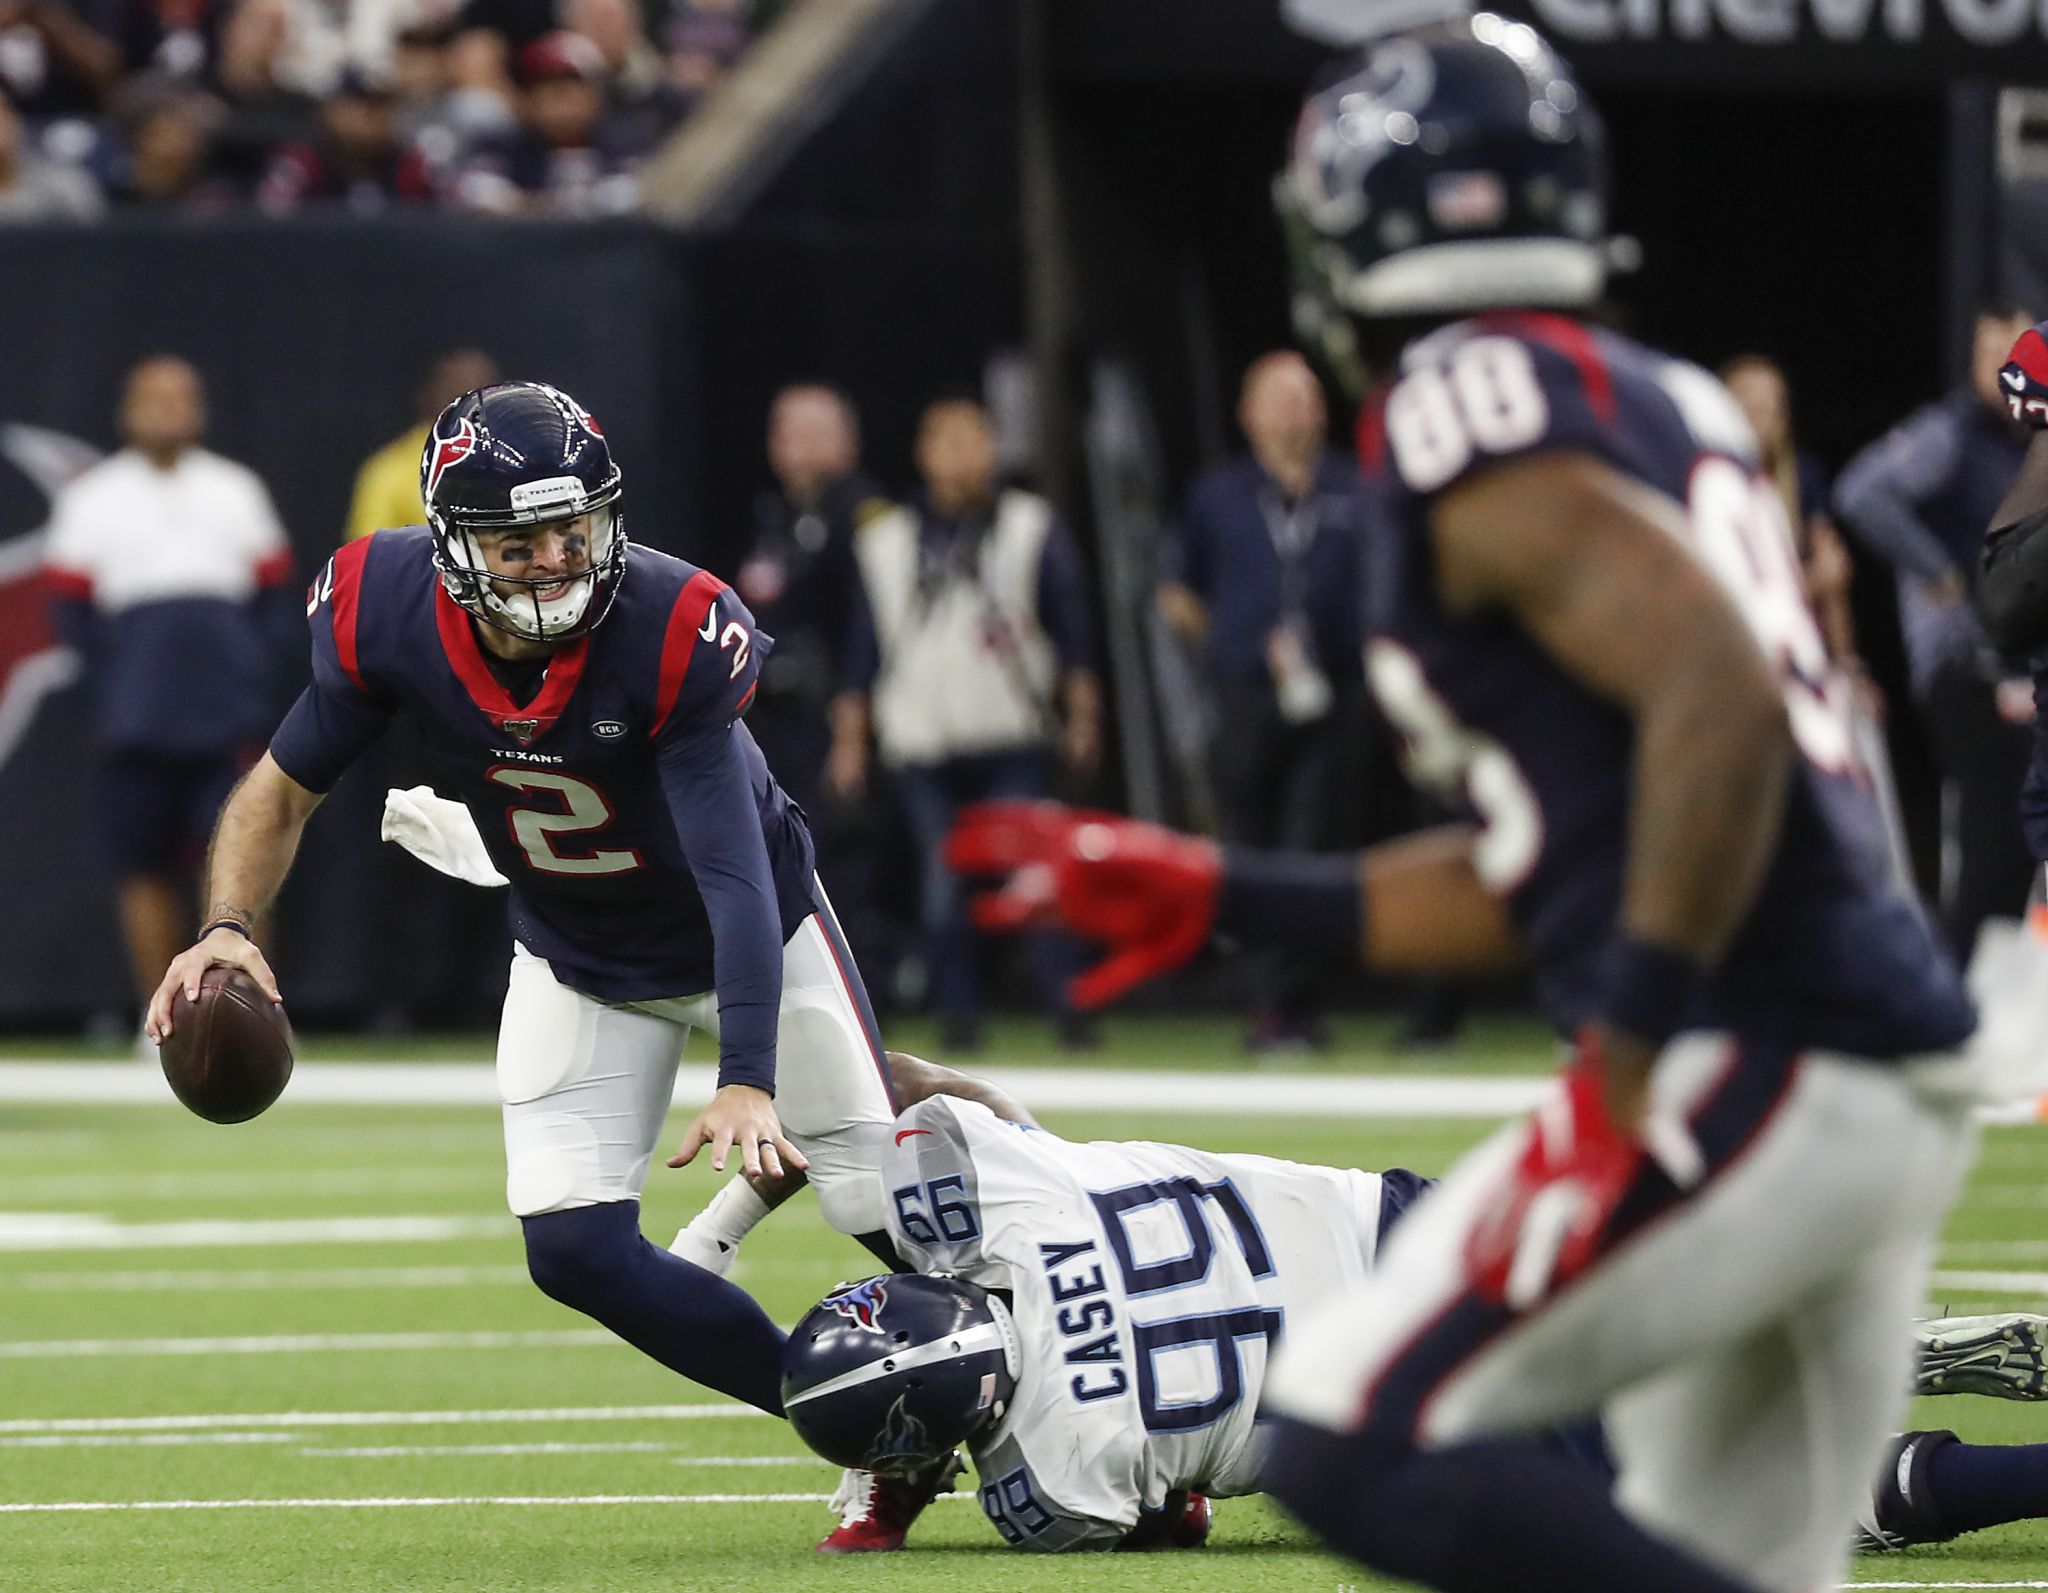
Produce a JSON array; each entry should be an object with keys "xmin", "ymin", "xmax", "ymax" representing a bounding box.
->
[
  {"xmin": 0, "ymin": 1405, "xmax": 762, "ymax": 1435},
  {"xmin": 307, "ymin": 1446, "xmax": 819, "ymax": 1462},
  {"xmin": 6, "ymin": 1058, "xmax": 2044, "ymax": 1121},
  {"xmin": 0, "ymin": 1433, "xmax": 296, "ymax": 1449},
  {"xmin": 0, "ymin": 1060, "xmax": 1553, "ymax": 1116},
  {"xmin": 1927, "ymin": 1270, "xmax": 2048, "ymax": 1294},
  {"xmin": 0, "ymin": 1213, "xmax": 507, "ymax": 1252},
  {"xmin": 0, "ymin": 1329, "xmax": 620, "ymax": 1359},
  {"xmin": 0, "ymin": 1493, "xmax": 853, "ymax": 1513},
  {"xmin": 15, "ymin": 1265, "xmax": 531, "ymax": 1293},
  {"xmin": 0, "ymin": 1168, "xmax": 487, "ymax": 1201}
]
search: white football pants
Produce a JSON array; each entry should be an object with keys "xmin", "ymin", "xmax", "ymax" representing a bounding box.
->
[
  {"xmin": 1264, "ymin": 1035, "xmax": 1978, "ymax": 1593},
  {"xmin": 495, "ymin": 886, "xmax": 895, "ymax": 1238}
]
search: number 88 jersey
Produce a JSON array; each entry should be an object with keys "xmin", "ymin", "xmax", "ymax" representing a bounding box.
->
[
  {"xmin": 881, "ymin": 1095, "xmax": 1390, "ymax": 1550},
  {"xmin": 273, "ymin": 525, "xmax": 821, "ymax": 1005},
  {"xmin": 1359, "ymin": 312, "xmax": 1973, "ymax": 1059}
]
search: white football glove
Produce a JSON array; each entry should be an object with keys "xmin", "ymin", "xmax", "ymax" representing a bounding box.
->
[{"xmin": 380, "ymin": 785, "xmax": 508, "ymax": 888}]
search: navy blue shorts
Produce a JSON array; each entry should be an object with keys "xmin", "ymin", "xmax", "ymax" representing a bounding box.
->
[{"xmin": 99, "ymin": 749, "xmax": 243, "ymax": 876}]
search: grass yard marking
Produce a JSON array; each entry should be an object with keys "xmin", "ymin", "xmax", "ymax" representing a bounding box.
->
[
  {"xmin": 0, "ymin": 1329, "xmax": 618, "ymax": 1359},
  {"xmin": 0, "ymin": 1493, "xmax": 966, "ymax": 1513},
  {"xmin": 1927, "ymin": 1270, "xmax": 2048, "ymax": 1295},
  {"xmin": 16, "ymin": 1265, "xmax": 532, "ymax": 1293},
  {"xmin": 304, "ymin": 1445, "xmax": 822, "ymax": 1461},
  {"xmin": 1940, "ymin": 1242, "xmax": 2048, "ymax": 1263},
  {"xmin": 0, "ymin": 1405, "xmax": 763, "ymax": 1434},
  {"xmin": 0, "ymin": 1213, "xmax": 507, "ymax": 1252},
  {"xmin": 0, "ymin": 1167, "xmax": 486, "ymax": 1200},
  {"xmin": 0, "ymin": 1433, "xmax": 296, "ymax": 1449}
]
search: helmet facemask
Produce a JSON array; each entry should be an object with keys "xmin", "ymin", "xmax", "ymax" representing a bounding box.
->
[{"xmin": 430, "ymin": 478, "xmax": 627, "ymax": 643}]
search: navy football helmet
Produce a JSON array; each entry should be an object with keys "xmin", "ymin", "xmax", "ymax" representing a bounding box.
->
[
  {"xmin": 420, "ymin": 380, "xmax": 627, "ymax": 641},
  {"xmin": 781, "ymin": 1274, "xmax": 1020, "ymax": 1475},
  {"xmin": 1276, "ymin": 14, "xmax": 1607, "ymax": 383}
]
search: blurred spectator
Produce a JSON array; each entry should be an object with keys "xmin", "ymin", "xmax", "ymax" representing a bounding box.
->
[
  {"xmin": 1835, "ymin": 305, "xmax": 2037, "ymax": 957},
  {"xmin": 842, "ymin": 393, "xmax": 1101, "ymax": 1052},
  {"xmin": 738, "ymin": 383, "xmax": 887, "ymax": 813},
  {"xmin": 256, "ymin": 69, "xmax": 432, "ymax": 212},
  {"xmin": 109, "ymin": 0, "xmax": 231, "ymax": 91},
  {"xmin": 738, "ymin": 384, "xmax": 894, "ymax": 990},
  {"xmin": 1159, "ymin": 350, "xmax": 1363, "ymax": 1051},
  {"xmin": 449, "ymin": 30, "xmax": 639, "ymax": 215},
  {"xmin": 1721, "ymin": 354, "xmax": 1861, "ymax": 665},
  {"xmin": 0, "ymin": 0, "xmax": 121, "ymax": 120},
  {"xmin": 221, "ymin": 0, "xmax": 456, "ymax": 102},
  {"xmin": 41, "ymin": 357, "xmax": 294, "ymax": 1027},
  {"xmin": 665, "ymin": 0, "xmax": 748, "ymax": 101},
  {"xmin": 0, "ymin": 82, "xmax": 102, "ymax": 216},
  {"xmin": 104, "ymin": 80, "xmax": 233, "ymax": 207},
  {"xmin": 1723, "ymin": 352, "xmax": 1913, "ymax": 888},
  {"xmin": 345, "ymin": 346, "xmax": 497, "ymax": 540}
]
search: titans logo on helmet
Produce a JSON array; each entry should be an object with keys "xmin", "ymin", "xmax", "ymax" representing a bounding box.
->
[{"xmin": 823, "ymin": 1277, "xmax": 890, "ymax": 1333}]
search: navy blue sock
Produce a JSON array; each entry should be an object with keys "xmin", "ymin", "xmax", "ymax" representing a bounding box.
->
[
  {"xmin": 1262, "ymin": 1415, "xmax": 1761, "ymax": 1593},
  {"xmin": 1927, "ymin": 1438, "xmax": 2048, "ymax": 1534},
  {"xmin": 522, "ymin": 1202, "xmax": 785, "ymax": 1415}
]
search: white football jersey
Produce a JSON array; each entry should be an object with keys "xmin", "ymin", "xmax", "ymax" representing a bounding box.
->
[{"xmin": 879, "ymin": 1095, "xmax": 1391, "ymax": 1551}]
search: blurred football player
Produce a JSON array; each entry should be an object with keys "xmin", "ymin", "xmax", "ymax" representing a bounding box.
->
[
  {"xmin": 947, "ymin": 19, "xmax": 1984, "ymax": 1591},
  {"xmin": 142, "ymin": 380, "xmax": 935, "ymax": 1552}
]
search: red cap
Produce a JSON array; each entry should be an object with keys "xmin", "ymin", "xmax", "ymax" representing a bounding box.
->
[{"xmin": 517, "ymin": 31, "xmax": 606, "ymax": 86}]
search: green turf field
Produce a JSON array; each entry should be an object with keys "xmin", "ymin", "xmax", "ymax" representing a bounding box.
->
[{"xmin": 2, "ymin": 1040, "xmax": 2045, "ymax": 1591}]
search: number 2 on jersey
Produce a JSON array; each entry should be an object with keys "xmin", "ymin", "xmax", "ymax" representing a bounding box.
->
[{"xmin": 486, "ymin": 768, "xmax": 645, "ymax": 877}]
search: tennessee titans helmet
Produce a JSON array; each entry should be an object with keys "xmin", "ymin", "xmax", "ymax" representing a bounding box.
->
[
  {"xmin": 1276, "ymin": 14, "xmax": 1607, "ymax": 385},
  {"xmin": 781, "ymin": 1275, "xmax": 1020, "ymax": 1475},
  {"xmin": 420, "ymin": 380, "xmax": 627, "ymax": 641}
]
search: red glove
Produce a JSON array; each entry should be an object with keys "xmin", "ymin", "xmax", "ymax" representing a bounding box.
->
[
  {"xmin": 1465, "ymin": 1030, "xmax": 1704, "ymax": 1310},
  {"xmin": 944, "ymin": 801, "xmax": 1221, "ymax": 1010},
  {"xmin": 2002, "ymin": 324, "xmax": 2048, "ymax": 428}
]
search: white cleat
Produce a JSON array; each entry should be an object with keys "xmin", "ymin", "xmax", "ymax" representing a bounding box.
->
[{"xmin": 1914, "ymin": 1314, "xmax": 2048, "ymax": 1399}]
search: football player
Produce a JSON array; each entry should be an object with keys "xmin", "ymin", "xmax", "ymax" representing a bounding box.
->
[
  {"xmin": 141, "ymin": 380, "xmax": 936, "ymax": 1551},
  {"xmin": 778, "ymin": 1068, "xmax": 2048, "ymax": 1556},
  {"xmin": 946, "ymin": 19, "xmax": 1987, "ymax": 1592}
]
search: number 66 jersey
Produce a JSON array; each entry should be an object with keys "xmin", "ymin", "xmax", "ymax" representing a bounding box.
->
[
  {"xmin": 270, "ymin": 525, "xmax": 822, "ymax": 1009},
  {"xmin": 881, "ymin": 1094, "xmax": 1395, "ymax": 1550},
  {"xmin": 1360, "ymin": 313, "xmax": 1974, "ymax": 1058}
]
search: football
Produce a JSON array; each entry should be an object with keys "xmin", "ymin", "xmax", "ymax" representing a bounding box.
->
[{"xmin": 157, "ymin": 966, "xmax": 295, "ymax": 1124}]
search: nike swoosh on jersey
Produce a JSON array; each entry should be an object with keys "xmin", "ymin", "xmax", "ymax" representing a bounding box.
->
[
  {"xmin": 2005, "ymin": 368, "xmax": 2029, "ymax": 390},
  {"xmin": 895, "ymin": 1129, "xmax": 933, "ymax": 1145},
  {"xmin": 698, "ymin": 599, "xmax": 719, "ymax": 641}
]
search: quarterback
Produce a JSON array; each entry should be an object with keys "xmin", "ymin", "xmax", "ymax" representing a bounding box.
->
[{"xmin": 144, "ymin": 381, "xmax": 936, "ymax": 1549}]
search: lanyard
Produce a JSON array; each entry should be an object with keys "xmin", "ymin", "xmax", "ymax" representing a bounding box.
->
[{"xmin": 1258, "ymin": 482, "xmax": 1320, "ymax": 618}]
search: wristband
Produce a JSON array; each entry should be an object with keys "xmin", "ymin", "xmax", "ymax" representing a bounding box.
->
[
  {"xmin": 1214, "ymin": 848, "xmax": 1363, "ymax": 955},
  {"xmin": 1599, "ymin": 933, "xmax": 1706, "ymax": 1048},
  {"xmin": 199, "ymin": 918, "xmax": 254, "ymax": 942}
]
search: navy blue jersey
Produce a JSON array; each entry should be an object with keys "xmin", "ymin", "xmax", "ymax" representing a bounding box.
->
[
  {"xmin": 270, "ymin": 528, "xmax": 819, "ymax": 1090},
  {"xmin": 1358, "ymin": 312, "xmax": 1973, "ymax": 1059}
]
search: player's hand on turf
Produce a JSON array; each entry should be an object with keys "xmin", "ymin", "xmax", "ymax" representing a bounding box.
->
[
  {"xmin": 145, "ymin": 928, "xmax": 282, "ymax": 1043},
  {"xmin": 667, "ymin": 1084, "xmax": 808, "ymax": 1180},
  {"xmin": 945, "ymin": 801, "xmax": 1221, "ymax": 1009},
  {"xmin": 1465, "ymin": 1027, "xmax": 1702, "ymax": 1311}
]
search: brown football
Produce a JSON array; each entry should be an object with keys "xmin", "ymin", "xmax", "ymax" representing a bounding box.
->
[{"xmin": 158, "ymin": 966, "xmax": 295, "ymax": 1124}]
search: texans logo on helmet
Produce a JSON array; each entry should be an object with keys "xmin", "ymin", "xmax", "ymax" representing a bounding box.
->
[
  {"xmin": 423, "ymin": 416, "xmax": 480, "ymax": 501},
  {"xmin": 823, "ymin": 1278, "xmax": 890, "ymax": 1334},
  {"xmin": 2003, "ymin": 327, "xmax": 2048, "ymax": 430},
  {"xmin": 0, "ymin": 423, "xmax": 101, "ymax": 771}
]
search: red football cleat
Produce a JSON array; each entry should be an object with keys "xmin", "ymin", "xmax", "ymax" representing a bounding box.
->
[
  {"xmin": 814, "ymin": 1456, "xmax": 960, "ymax": 1553},
  {"xmin": 1117, "ymin": 1489, "xmax": 1214, "ymax": 1550},
  {"xmin": 1170, "ymin": 1492, "xmax": 1213, "ymax": 1549}
]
